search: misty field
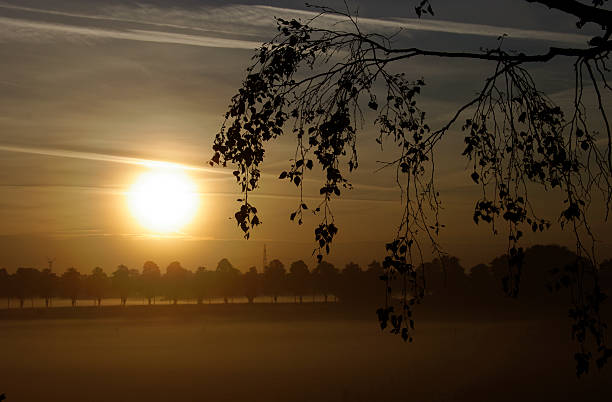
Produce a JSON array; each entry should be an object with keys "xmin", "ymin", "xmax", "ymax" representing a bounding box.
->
[{"xmin": 0, "ymin": 305, "xmax": 610, "ymax": 402}]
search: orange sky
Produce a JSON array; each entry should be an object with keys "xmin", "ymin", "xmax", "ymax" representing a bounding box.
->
[{"xmin": 0, "ymin": 0, "xmax": 610, "ymax": 273}]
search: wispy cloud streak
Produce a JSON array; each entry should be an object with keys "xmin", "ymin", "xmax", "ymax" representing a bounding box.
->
[
  {"xmin": 0, "ymin": 143, "xmax": 228, "ymax": 174},
  {"xmin": 0, "ymin": 2, "xmax": 258, "ymax": 37},
  {"xmin": 0, "ymin": 16, "xmax": 261, "ymax": 49},
  {"xmin": 253, "ymin": 5, "xmax": 590, "ymax": 44},
  {"xmin": 0, "ymin": 3, "xmax": 591, "ymax": 47},
  {"xmin": 0, "ymin": 144, "xmax": 404, "ymax": 195}
]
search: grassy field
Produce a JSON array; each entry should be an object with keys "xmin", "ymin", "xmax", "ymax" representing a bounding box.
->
[{"xmin": 0, "ymin": 304, "xmax": 610, "ymax": 402}]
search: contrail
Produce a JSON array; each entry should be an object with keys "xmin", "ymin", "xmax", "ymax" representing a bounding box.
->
[
  {"xmin": 252, "ymin": 5, "xmax": 591, "ymax": 45},
  {"xmin": 0, "ymin": 3, "xmax": 590, "ymax": 46},
  {"xmin": 0, "ymin": 143, "xmax": 404, "ymax": 194},
  {"xmin": 0, "ymin": 2, "xmax": 259, "ymax": 38},
  {"xmin": 0, "ymin": 143, "xmax": 227, "ymax": 174},
  {"xmin": 0, "ymin": 16, "xmax": 261, "ymax": 49}
]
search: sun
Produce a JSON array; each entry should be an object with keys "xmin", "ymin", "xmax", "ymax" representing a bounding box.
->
[{"xmin": 127, "ymin": 169, "xmax": 199, "ymax": 233}]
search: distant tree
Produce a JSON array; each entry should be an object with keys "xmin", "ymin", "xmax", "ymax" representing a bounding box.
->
[
  {"xmin": 210, "ymin": 0, "xmax": 612, "ymax": 374},
  {"xmin": 601, "ymin": 259, "xmax": 612, "ymax": 295},
  {"xmin": 112, "ymin": 265, "xmax": 133, "ymax": 306},
  {"xmin": 263, "ymin": 259, "xmax": 286, "ymax": 303},
  {"xmin": 366, "ymin": 260, "xmax": 383, "ymax": 278},
  {"xmin": 14, "ymin": 268, "xmax": 40, "ymax": 308},
  {"xmin": 338, "ymin": 262, "xmax": 364, "ymax": 303},
  {"xmin": 601, "ymin": 259, "xmax": 612, "ymax": 317},
  {"xmin": 524, "ymin": 245, "xmax": 579, "ymax": 303},
  {"xmin": 468, "ymin": 263, "xmax": 497, "ymax": 302},
  {"xmin": 364, "ymin": 260, "xmax": 385, "ymax": 305},
  {"xmin": 39, "ymin": 268, "xmax": 58, "ymax": 307},
  {"xmin": 87, "ymin": 267, "xmax": 110, "ymax": 306},
  {"xmin": 215, "ymin": 259, "xmax": 240, "ymax": 303},
  {"xmin": 288, "ymin": 260, "xmax": 310, "ymax": 303},
  {"xmin": 491, "ymin": 245, "xmax": 578, "ymax": 304},
  {"xmin": 164, "ymin": 261, "xmax": 192, "ymax": 305},
  {"xmin": 425, "ymin": 256, "xmax": 469, "ymax": 303},
  {"xmin": 141, "ymin": 261, "xmax": 161, "ymax": 305},
  {"xmin": 61, "ymin": 268, "xmax": 82, "ymax": 307},
  {"xmin": 313, "ymin": 261, "xmax": 339, "ymax": 303},
  {"xmin": 243, "ymin": 266, "xmax": 260, "ymax": 303},
  {"xmin": 0, "ymin": 268, "xmax": 10, "ymax": 308},
  {"xmin": 194, "ymin": 266, "xmax": 213, "ymax": 304}
]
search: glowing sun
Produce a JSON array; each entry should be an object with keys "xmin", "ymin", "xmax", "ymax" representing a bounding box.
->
[{"xmin": 127, "ymin": 170, "xmax": 199, "ymax": 233}]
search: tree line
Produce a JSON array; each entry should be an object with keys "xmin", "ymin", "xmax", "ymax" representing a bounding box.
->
[
  {"xmin": 0, "ymin": 245, "xmax": 610, "ymax": 311},
  {"xmin": 0, "ymin": 258, "xmax": 382, "ymax": 308}
]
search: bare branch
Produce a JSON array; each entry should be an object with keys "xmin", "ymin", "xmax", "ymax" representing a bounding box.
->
[{"xmin": 525, "ymin": 0, "xmax": 612, "ymax": 30}]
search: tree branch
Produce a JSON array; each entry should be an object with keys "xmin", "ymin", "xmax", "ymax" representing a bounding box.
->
[
  {"xmin": 525, "ymin": 0, "xmax": 612, "ymax": 29},
  {"xmin": 382, "ymin": 41, "xmax": 612, "ymax": 64}
]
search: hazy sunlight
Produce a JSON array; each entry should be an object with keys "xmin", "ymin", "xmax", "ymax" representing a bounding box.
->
[{"xmin": 127, "ymin": 169, "xmax": 199, "ymax": 233}]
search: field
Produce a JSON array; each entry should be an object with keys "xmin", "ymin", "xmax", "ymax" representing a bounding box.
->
[{"xmin": 0, "ymin": 304, "xmax": 610, "ymax": 402}]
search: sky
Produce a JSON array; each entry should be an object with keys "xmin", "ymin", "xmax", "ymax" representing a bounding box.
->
[{"xmin": 0, "ymin": 0, "xmax": 610, "ymax": 273}]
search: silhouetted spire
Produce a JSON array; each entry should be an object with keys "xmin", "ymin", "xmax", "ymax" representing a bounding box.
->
[{"xmin": 263, "ymin": 244, "xmax": 268, "ymax": 271}]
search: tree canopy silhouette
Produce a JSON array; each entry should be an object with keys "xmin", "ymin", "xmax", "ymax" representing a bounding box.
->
[
  {"xmin": 87, "ymin": 267, "xmax": 109, "ymax": 307},
  {"xmin": 288, "ymin": 260, "xmax": 310, "ymax": 303},
  {"xmin": 215, "ymin": 258, "xmax": 241, "ymax": 303},
  {"xmin": 210, "ymin": 0, "xmax": 612, "ymax": 374},
  {"xmin": 141, "ymin": 261, "xmax": 161, "ymax": 305},
  {"xmin": 264, "ymin": 259, "xmax": 287, "ymax": 303}
]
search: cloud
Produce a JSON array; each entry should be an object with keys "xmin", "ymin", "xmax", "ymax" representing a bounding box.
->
[
  {"xmin": 0, "ymin": 16, "xmax": 261, "ymax": 49},
  {"xmin": 0, "ymin": 143, "xmax": 407, "ymax": 203},
  {"xmin": 0, "ymin": 143, "xmax": 405, "ymax": 198},
  {"xmin": 252, "ymin": 5, "xmax": 590, "ymax": 44},
  {"xmin": 0, "ymin": 143, "xmax": 227, "ymax": 174},
  {"xmin": 0, "ymin": 2, "xmax": 591, "ymax": 49},
  {"xmin": 0, "ymin": 2, "xmax": 257, "ymax": 37}
]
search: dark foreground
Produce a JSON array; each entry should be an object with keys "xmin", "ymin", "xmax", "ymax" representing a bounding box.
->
[{"xmin": 0, "ymin": 304, "xmax": 610, "ymax": 402}]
